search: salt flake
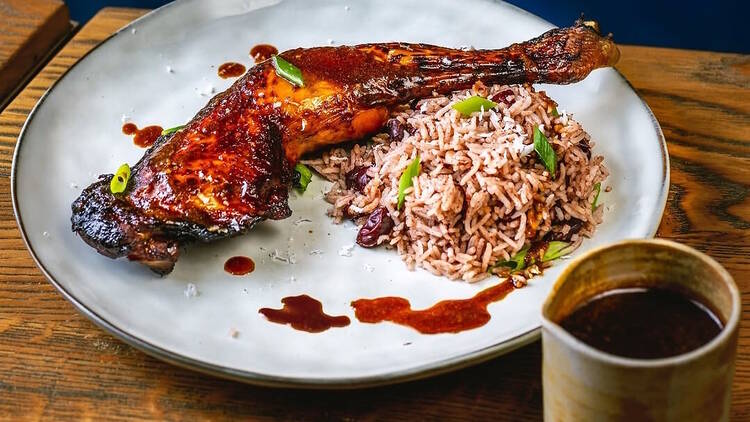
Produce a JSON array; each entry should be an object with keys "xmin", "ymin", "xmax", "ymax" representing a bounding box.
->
[
  {"xmin": 270, "ymin": 249, "xmax": 296, "ymax": 264},
  {"xmin": 184, "ymin": 283, "xmax": 199, "ymax": 298},
  {"xmin": 338, "ymin": 244, "xmax": 354, "ymax": 257}
]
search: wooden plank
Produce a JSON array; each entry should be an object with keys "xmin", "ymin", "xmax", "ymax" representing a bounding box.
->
[
  {"xmin": 0, "ymin": 0, "xmax": 71, "ymax": 109},
  {"xmin": 0, "ymin": 8, "xmax": 748, "ymax": 420}
]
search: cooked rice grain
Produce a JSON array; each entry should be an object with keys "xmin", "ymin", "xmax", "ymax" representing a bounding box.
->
[{"xmin": 302, "ymin": 83, "xmax": 608, "ymax": 283}]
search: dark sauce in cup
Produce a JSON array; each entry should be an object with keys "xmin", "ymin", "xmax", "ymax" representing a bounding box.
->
[{"xmin": 559, "ymin": 288, "xmax": 723, "ymax": 359}]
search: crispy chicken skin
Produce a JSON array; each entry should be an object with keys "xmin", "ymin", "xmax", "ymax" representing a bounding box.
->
[{"xmin": 71, "ymin": 21, "xmax": 619, "ymax": 274}]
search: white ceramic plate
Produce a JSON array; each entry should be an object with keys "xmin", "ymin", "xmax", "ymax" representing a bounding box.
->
[{"xmin": 12, "ymin": 0, "xmax": 668, "ymax": 387}]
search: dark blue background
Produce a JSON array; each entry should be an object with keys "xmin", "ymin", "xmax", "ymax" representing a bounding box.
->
[{"xmin": 65, "ymin": 0, "xmax": 747, "ymax": 53}]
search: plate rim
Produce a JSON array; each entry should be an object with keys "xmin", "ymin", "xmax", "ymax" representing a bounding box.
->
[{"xmin": 10, "ymin": 0, "xmax": 669, "ymax": 388}]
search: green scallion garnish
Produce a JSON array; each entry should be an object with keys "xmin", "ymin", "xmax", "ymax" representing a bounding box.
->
[
  {"xmin": 452, "ymin": 96, "xmax": 497, "ymax": 117},
  {"xmin": 397, "ymin": 155, "xmax": 421, "ymax": 210},
  {"xmin": 294, "ymin": 163, "xmax": 312, "ymax": 193},
  {"xmin": 110, "ymin": 163, "xmax": 131, "ymax": 194},
  {"xmin": 490, "ymin": 241, "xmax": 571, "ymax": 273},
  {"xmin": 533, "ymin": 125, "xmax": 557, "ymax": 177},
  {"xmin": 550, "ymin": 107, "xmax": 560, "ymax": 117},
  {"xmin": 161, "ymin": 125, "xmax": 185, "ymax": 136},
  {"xmin": 272, "ymin": 55, "xmax": 304, "ymax": 87},
  {"xmin": 494, "ymin": 245, "xmax": 530, "ymax": 271},
  {"xmin": 592, "ymin": 182, "xmax": 602, "ymax": 211},
  {"xmin": 543, "ymin": 241, "xmax": 572, "ymax": 261}
]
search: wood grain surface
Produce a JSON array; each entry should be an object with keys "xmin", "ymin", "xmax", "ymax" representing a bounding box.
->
[
  {"xmin": 0, "ymin": 7, "xmax": 748, "ymax": 421},
  {"xmin": 0, "ymin": 0, "xmax": 71, "ymax": 109}
]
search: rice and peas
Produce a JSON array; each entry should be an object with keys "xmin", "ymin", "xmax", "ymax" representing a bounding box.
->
[{"xmin": 302, "ymin": 82, "xmax": 607, "ymax": 285}]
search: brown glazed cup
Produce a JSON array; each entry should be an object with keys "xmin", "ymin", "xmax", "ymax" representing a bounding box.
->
[{"xmin": 542, "ymin": 239, "xmax": 740, "ymax": 421}]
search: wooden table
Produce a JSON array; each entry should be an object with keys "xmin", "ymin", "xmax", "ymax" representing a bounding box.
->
[
  {"xmin": 0, "ymin": 0, "xmax": 71, "ymax": 110},
  {"xmin": 0, "ymin": 7, "xmax": 748, "ymax": 420}
]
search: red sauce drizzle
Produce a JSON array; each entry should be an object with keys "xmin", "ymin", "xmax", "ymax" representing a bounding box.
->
[
  {"xmin": 121, "ymin": 122, "xmax": 137, "ymax": 135},
  {"xmin": 259, "ymin": 295, "xmax": 351, "ymax": 333},
  {"xmin": 121, "ymin": 123, "xmax": 163, "ymax": 148},
  {"xmin": 217, "ymin": 62, "xmax": 246, "ymax": 79},
  {"xmin": 250, "ymin": 44, "xmax": 278, "ymax": 62},
  {"xmin": 224, "ymin": 256, "xmax": 255, "ymax": 275},
  {"xmin": 351, "ymin": 281, "xmax": 515, "ymax": 334}
]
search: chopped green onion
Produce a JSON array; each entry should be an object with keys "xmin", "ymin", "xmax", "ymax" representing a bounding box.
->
[
  {"xmin": 452, "ymin": 96, "xmax": 497, "ymax": 117},
  {"xmin": 550, "ymin": 107, "xmax": 560, "ymax": 117},
  {"xmin": 272, "ymin": 55, "xmax": 304, "ymax": 87},
  {"xmin": 543, "ymin": 241, "xmax": 572, "ymax": 261},
  {"xmin": 161, "ymin": 125, "xmax": 185, "ymax": 136},
  {"xmin": 592, "ymin": 182, "xmax": 602, "ymax": 211},
  {"xmin": 493, "ymin": 245, "xmax": 530, "ymax": 272},
  {"xmin": 294, "ymin": 163, "xmax": 312, "ymax": 193},
  {"xmin": 490, "ymin": 241, "xmax": 571, "ymax": 274},
  {"xmin": 533, "ymin": 125, "xmax": 557, "ymax": 177},
  {"xmin": 110, "ymin": 163, "xmax": 131, "ymax": 194},
  {"xmin": 397, "ymin": 155, "xmax": 421, "ymax": 210}
]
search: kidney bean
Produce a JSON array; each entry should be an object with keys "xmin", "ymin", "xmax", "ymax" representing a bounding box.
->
[
  {"xmin": 386, "ymin": 118, "xmax": 406, "ymax": 141},
  {"xmin": 356, "ymin": 207, "xmax": 394, "ymax": 247},
  {"xmin": 490, "ymin": 89, "xmax": 515, "ymax": 106},
  {"xmin": 577, "ymin": 139, "xmax": 592, "ymax": 160},
  {"xmin": 345, "ymin": 166, "xmax": 372, "ymax": 192}
]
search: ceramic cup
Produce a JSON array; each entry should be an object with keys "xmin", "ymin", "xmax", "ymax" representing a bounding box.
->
[{"xmin": 541, "ymin": 239, "xmax": 740, "ymax": 421}]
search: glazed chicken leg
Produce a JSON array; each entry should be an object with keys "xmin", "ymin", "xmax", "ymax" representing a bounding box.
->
[{"xmin": 72, "ymin": 21, "xmax": 619, "ymax": 274}]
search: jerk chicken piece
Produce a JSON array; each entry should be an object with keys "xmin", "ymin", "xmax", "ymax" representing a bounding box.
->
[{"xmin": 71, "ymin": 20, "xmax": 619, "ymax": 274}]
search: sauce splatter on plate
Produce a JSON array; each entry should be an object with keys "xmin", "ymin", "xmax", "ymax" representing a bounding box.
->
[
  {"xmin": 224, "ymin": 256, "xmax": 255, "ymax": 275},
  {"xmin": 351, "ymin": 281, "xmax": 515, "ymax": 333},
  {"xmin": 122, "ymin": 122, "xmax": 162, "ymax": 148},
  {"xmin": 217, "ymin": 62, "xmax": 246, "ymax": 79},
  {"xmin": 260, "ymin": 295, "xmax": 350, "ymax": 332},
  {"xmin": 250, "ymin": 44, "xmax": 278, "ymax": 62}
]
